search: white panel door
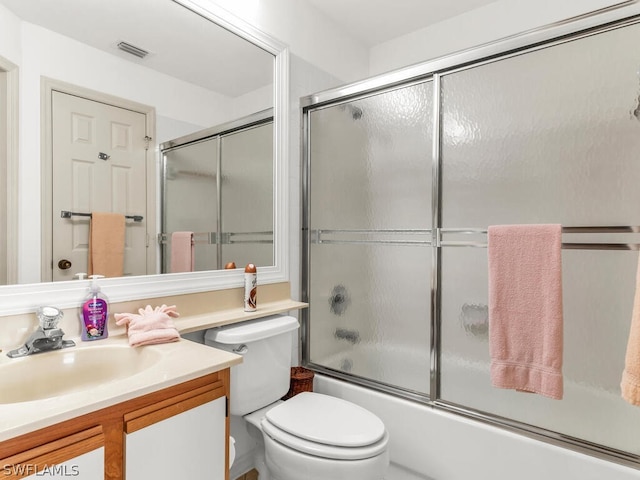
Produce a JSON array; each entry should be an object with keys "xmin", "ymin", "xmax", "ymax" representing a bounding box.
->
[
  {"xmin": 51, "ymin": 91, "xmax": 148, "ymax": 281},
  {"xmin": 125, "ymin": 397, "xmax": 226, "ymax": 480}
]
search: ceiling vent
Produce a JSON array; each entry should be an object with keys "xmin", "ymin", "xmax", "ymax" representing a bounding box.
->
[{"xmin": 117, "ymin": 41, "xmax": 149, "ymax": 59}]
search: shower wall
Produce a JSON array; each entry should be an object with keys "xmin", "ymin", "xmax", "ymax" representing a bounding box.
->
[{"xmin": 303, "ymin": 13, "xmax": 640, "ymax": 467}]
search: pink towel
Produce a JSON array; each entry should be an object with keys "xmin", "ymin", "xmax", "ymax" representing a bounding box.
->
[
  {"xmin": 114, "ymin": 304, "xmax": 180, "ymax": 347},
  {"xmin": 88, "ymin": 212, "xmax": 125, "ymax": 278},
  {"xmin": 171, "ymin": 232, "xmax": 194, "ymax": 273},
  {"xmin": 488, "ymin": 224, "xmax": 564, "ymax": 400}
]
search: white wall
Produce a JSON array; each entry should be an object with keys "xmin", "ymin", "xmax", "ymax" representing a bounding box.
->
[{"xmin": 0, "ymin": 4, "xmax": 20, "ymax": 65}]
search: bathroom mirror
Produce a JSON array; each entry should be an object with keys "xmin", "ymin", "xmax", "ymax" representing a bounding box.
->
[{"xmin": 0, "ymin": 0, "xmax": 289, "ymax": 312}]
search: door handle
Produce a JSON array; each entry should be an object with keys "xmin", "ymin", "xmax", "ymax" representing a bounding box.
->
[{"xmin": 57, "ymin": 259, "xmax": 72, "ymax": 270}]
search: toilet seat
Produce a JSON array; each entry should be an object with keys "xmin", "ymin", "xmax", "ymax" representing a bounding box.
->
[
  {"xmin": 261, "ymin": 418, "xmax": 389, "ymax": 460},
  {"xmin": 261, "ymin": 392, "xmax": 389, "ymax": 460}
]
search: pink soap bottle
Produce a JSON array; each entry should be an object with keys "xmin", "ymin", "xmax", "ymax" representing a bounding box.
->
[{"xmin": 80, "ymin": 275, "xmax": 109, "ymax": 341}]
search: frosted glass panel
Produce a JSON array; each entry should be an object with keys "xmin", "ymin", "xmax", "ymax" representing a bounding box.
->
[
  {"xmin": 220, "ymin": 123, "xmax": 273, "ymax": 268},
  {"xmin": 163, "ymin": 138, "xmax": 218, "ymax": 272},
  {"xmin": 309, "ymin": 243, "xmax": 431, "ymax": 393},
  {"xmin": 308, "ymin": 81, "xmax": 433, "ymax": 396},
  {"xmin": 441, "ymin": 23, "xmax": 640, "ymax": 227},
  {"xmin": 439, "ymin": 22, "xmax": 640, "ymax": 453},
  {"xmin": 310, "ymin": 82, "xmax": 433, "ymax": 230},
  {"xmin": 440, "ymin": 247, "xmax": 640, "ymax": 452},
  {"xmin": 161, "ymin": 118, "xmax": 273, "ymax": 272}
]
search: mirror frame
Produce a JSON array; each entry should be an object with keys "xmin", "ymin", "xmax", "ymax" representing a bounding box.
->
[{"xmin": 0, "ymin": 0, "xmax": 289, "ymax": 315}]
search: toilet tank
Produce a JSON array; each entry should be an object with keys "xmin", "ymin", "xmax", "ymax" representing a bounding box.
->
[{"xmin": 205, "ymin": 315, "xmax": 299, "ymax": 416}]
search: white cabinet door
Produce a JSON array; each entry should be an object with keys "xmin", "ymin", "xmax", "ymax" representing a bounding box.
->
[
  {"xmin": 22, "ymin": 447, "xmax": 104, "ymax": 480},
  {"xmin": 125, "ymin": 396, "xmax": 226, "ymax": 480}
]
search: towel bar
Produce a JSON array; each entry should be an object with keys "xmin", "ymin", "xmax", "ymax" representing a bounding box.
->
[
  {"xmin": 309, "ymin": 226, "xmax": 640, "ymax": 250},
  {"xmin": 440, "ymin": 226, "xmax": 640, "ymax": 250},
  {"xmin": 61, "ymin": 210, "xmax": 143, "ymax": 222}
]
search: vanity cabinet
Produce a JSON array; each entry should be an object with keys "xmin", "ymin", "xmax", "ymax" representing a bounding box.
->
[
  {"xmin": 22, "ymin": 448, "xmax": 104, "ymax": 480},
  {"xmin": 124, "ymin": 386, "xmax": 227, "ymax": 479},
  {"xmin": 0, "ymin": 370, "xmax": 230, "ymax": 480},
  {"xmin": 1, "ymin": 426, "xmax": 104, "ymax": 480}
]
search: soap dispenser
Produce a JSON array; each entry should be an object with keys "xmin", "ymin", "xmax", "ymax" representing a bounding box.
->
[{"xmin": 80, "ymin": 274, "xmax": 109, "ymax": 341}]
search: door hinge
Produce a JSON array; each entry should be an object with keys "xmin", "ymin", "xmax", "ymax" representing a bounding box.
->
[
  {"xmin": 225, "ymin": 396, "xmax": 229, "ymax": 417},
  {"xmin": 144, "ymin": 135, "xmax": 153, "ymax": 151}
]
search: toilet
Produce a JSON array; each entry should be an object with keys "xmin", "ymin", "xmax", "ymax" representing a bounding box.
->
[{"xmin": 204, "ymin": 315, "xmax": 389, "ymax": 480}]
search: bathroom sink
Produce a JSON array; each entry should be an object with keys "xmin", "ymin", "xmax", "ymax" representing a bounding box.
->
[{"xmin": 0, "ymin": 344, "xmax": 161, "ymax": 404}]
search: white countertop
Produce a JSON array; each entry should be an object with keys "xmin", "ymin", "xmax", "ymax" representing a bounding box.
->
[
  {"xmin": 0, "ymin": 297, "xmax": 308, "ymax": 444},
  {"xmin": 0, "ymin": 334, "xmax": 242, "ymax": 443}
]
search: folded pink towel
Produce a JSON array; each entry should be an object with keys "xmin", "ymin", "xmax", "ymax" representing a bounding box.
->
[
  {"xmin": 621, "ymin": 254, "xmax": 640, "ymax": 405},
  {"xmin": 488, "ymin": 224, "xmax": 564, "ymax": 400},
  {"xmin": 171, "ymin": 232, "xmax": 194, "ymax": 273},
  {"xmin": 114, "ymin": 304, "xmax": 180, "ymax": 347}
]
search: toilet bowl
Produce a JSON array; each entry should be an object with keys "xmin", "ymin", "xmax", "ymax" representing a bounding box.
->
[
  {"xmin": 204, "ymin": 315, "xmax": 389, "ymax": 480},
  {"xmin": 262, "ymin": 393, "xmax": 389, "ymax": 480}
]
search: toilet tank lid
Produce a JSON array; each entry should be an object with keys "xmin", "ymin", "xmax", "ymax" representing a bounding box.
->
[{"xmin": 204, "ymin": 315, "xmax": 299, "ymax": 344}]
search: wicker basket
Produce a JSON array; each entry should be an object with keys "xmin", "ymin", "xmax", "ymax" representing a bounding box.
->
[{"xmin": 282, "ymin": 366, "xmax": 314, "ymax": 400}]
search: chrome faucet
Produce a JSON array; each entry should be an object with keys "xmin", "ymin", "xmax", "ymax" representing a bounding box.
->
[{"xmin": 7, "ymin": 306, "xmax": 75, "ymax": 358}]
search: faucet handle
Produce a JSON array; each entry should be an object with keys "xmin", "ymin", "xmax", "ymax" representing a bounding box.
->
[{"xmin": 37, "ymin": 306, "xmax": 64, "ymax": 330}]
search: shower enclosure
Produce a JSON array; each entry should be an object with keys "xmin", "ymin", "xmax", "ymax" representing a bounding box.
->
[
  {"xmin": 160, "ymin": 110, "xmax": 273, "ymax": 272},
  {"xmin": 302, "ymin": 13, "xmax": 640, "ymax": 467}
]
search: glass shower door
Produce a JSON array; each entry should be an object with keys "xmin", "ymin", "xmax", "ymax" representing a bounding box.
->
[
  {"xmin": 220, "ymin": 122, "xmax": 273, "ymax": 268},
  {"xmin": 162, "ymin": 138, "xmax": 219, "ymax": 273},
  {"xmin": 305, "ymin": 80, "xmax": 434, "ymax": 396},
  {"xmin": 439, "ymin": 21, "xmax": 640, "ymax": 453}
]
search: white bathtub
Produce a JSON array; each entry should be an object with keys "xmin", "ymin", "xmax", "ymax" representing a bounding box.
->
[
  {"xmin": 316, "ymin": 345, "xmax": 640, "ymax": 454},
  {"xmin": 314, "ymin": 367, "xmax": 640, "ymax": 480}
]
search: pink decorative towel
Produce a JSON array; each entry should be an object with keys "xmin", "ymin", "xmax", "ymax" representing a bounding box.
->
[
  {"xmin": 621, "ymin": 255, "xmax": 640, "ymax": 405},
  {"xmin": 170, "ymin": 232, "xmax": 194, "ymax": 273},
  {"xmin": 488, "ymin": 224, "xmax": 564, "ymax": 400},
  {"xmin": 114, "ymin": 305, "xmax": 180, "ymax": 347}
]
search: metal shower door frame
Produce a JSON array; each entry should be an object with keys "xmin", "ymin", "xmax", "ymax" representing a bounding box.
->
[{"xmin": 300, "ymin": 2, "xmax": 640, "ymax": 469}]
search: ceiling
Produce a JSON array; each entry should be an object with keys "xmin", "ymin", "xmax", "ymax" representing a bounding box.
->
[
  {"xmin": 0, "ymin": 0, "xmax": 274, "ymax": 97},
  {"xmin": 0, "ymin": 0, "xmax": 499, "ymax": 96},
  {"xmin": 306, "ymin": 0, "xmax": 499, "ymax": 47}
]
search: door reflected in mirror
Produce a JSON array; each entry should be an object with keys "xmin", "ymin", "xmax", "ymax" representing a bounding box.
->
[{"xmin": 0, "ymin": 0, "xmax": 276, "ymax": 285}]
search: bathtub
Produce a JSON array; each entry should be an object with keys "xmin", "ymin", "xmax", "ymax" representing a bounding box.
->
[{"xmin": 313, "ymin": 354, "xmax": 640, "ymax": 480}]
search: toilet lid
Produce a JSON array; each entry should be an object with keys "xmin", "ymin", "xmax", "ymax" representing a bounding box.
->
[
  {"xmin": 262, "ymin": 417, "xmax": 389, "ymax": 460},
  {"xmin": 264, "ymin": 392, "xmax": 386, "ymax": 447}
]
